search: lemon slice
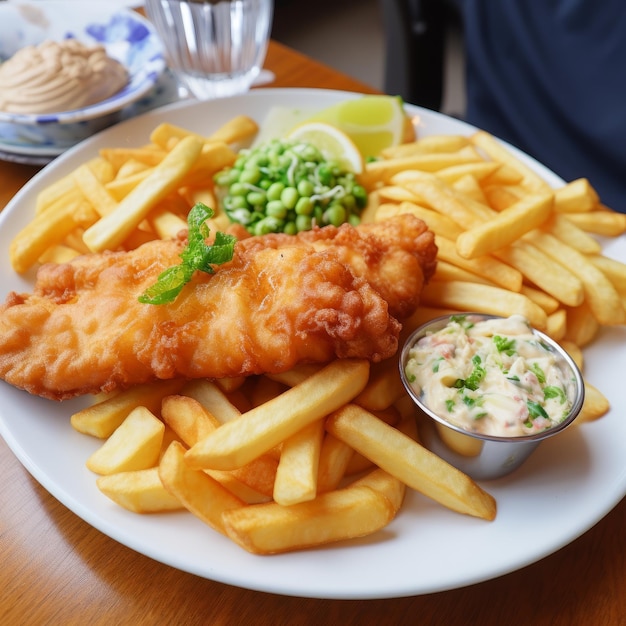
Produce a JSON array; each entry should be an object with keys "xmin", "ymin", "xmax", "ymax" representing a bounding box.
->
[
  {"xmin": 287, "ymin": 121, "xmax": 365, "ymax": 174},
  {"xmin": 299, "ymin": 95, "xmax": 413, "ymax": 159}
]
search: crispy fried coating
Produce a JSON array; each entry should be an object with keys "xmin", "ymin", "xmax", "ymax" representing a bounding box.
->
[{"xmin": 0, "ymin": 215, "xmax": 436, "ymax": 400}]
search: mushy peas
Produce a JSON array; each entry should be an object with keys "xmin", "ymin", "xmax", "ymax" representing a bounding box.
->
[
  {"xmin": 404, "ymin": 314, "xmax": 578, "ymax": 437},
  {"xmin": 0, "ymin": 39, "xmax": 128, "ymax": 114}
]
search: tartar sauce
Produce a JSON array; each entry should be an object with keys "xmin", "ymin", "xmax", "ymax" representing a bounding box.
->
[
  {"xmin": 0, "ymin": 39, "xmax": 128, "ymax": 114},
  {"xmin": 404, "ymin": 314, "xmax": 577, "ymax": 437}
]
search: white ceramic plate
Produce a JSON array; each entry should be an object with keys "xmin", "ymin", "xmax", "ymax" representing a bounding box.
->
[{"xmin": 0, "ymin": 89, "xmax": 624, "ymax": 600}]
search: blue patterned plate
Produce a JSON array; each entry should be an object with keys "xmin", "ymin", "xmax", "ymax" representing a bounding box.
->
[{"xmin": 0, "ymin": 1, "xmax": 165, "ymax": 152}]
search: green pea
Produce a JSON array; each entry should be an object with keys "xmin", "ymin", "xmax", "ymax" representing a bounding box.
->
[
  {"xmin": 223, "ymin": 195, "xmax": 248, "ymax": 211},
  {"xmin": 353, "ymin": 184, "xmax": 368, "ymax": 208},
  {"xmin": 341, "ymin": 193, "xmax": 356, "ymax": 210},
  {"xmin": 266, "ymin": 200, "xmax": 287, "ymax": 219},
  {"xmin": 280, "ymin": 187, "xmax": 299, "ymax": 209},
  {"xmin": 267, "ymin": 182, "xmax": 285, "ymax": 201},
  {"xmin": 283, "ymin": 221, "xmax": 298, "ymax": 235},
  {"xmin": 239, "ymin": 166, "xmax": 261, "ymax": 185},
  {"xmin": 297, "ymin": 179, "xmax": 314, "ymax": 196},
  {"xmin": 229, "ymin": 182, "xmax": 247, "ymax": 196},
  {"xmin": 254, "ymin": 216, "xmax": 284, "ymax": 235},
  {"xmin": 295, "ymin": 196, "xmax": 314, "ymax": 216},
  {"xmin": 295, "ymin": 214, "xmax": 313, "ymax": 232},
  {"xmin": 317, "ymin": 165, "xmax": 333, "ymax": 186},
  {"xmin": 246, "ymin": 190, "xmax": 266, "ymax": 206},
  {"xmin": 348, "ymin": 213, "xmax": 361, "ymax": 226},
  {"xmin": 324, "ymin": 204, "xmax": 347, "ymax": 227}
]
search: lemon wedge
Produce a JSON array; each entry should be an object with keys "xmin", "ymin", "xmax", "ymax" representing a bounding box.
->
[
  {"xmin": 298, "ymin": 95, "xmax": 413, "ymax": 159},
  {"xmin": 286, "ymin": 121, "xmax": 365, "ymax": 174}
]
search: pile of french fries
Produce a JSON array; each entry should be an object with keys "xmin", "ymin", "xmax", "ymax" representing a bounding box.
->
[{"xmin": 9, "ymin": 112, "xmax": 626, "ymax": 554}]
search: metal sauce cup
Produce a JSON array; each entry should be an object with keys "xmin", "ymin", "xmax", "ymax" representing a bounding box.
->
[{"xmin": 399, "ymin": 314, "xmax": 585, "ymax": 480}]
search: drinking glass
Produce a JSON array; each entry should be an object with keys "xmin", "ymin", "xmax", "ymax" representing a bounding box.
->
[{"xmin": 145, "ymin": 0, "xmax": 273, "ymax": 100}]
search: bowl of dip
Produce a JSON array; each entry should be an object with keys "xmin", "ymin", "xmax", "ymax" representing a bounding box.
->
[
  {"xmin": 400, "ymin": 313, "xmax": 585, "ymax": 480},
  {"xmin": 0, "ymin": 2, "xmax": 165, "ymax": 155}
]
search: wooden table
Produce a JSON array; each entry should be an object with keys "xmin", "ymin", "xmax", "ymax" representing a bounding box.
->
[{"xmin": 1, "ymin": 41, "xmax": 624, "ymax": 626}]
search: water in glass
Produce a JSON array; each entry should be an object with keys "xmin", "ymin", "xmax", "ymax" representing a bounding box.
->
[{"xmin": 146, "ymin": 0, "xmax": 273, "ymax": 99}]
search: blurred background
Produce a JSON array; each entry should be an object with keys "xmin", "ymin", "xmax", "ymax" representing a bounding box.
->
[{"xmin": 271, "ymin": 0, "xmax": 466, "ymax": 118}]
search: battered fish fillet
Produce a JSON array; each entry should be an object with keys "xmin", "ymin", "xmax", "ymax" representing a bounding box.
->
[{"xmin": 0, "ymin": 215, "xmax": 436, "ymax": 400}]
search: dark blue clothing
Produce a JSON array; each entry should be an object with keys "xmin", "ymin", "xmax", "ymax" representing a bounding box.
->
[{"xmin": 456, "ymin": 0, "xmax": 626, "ymax": 213}]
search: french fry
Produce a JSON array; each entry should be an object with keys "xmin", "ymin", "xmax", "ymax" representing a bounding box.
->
[
  {"xmin": 553, "ymin": 178, "xmax": 599, "ymax": 213},
  {"xmin": 207, "ymin": 114, "xmax": 259, "ymax": 145},
  {"xmin": 83, "ymin": 135, "xmax": 204, "ymax": 252},
  {"xmin": 421, "ymin": 280, "xmax": 548, "ymax": 329},
  {"xmin": 470, "ymin": 130, "xmax": 551, "ymax": 193},
  {"xmin": 105, "ymin": 167, "xmax": 154, "ymax": 201},
  {"xmin": 435, "ymin": 235, "xmax": 523, "ymax": 291},
  {"xmin": 326, "ymin": 404, "xmax": 497, "ymax": 520},
  {"xmin": 180, "ymin": 379, "xmax": 243, "ymax": 423},
  {"xmin": 273, "ymin": 420, "xmax": 325, "ymax": 505},
  {"xmin": 380, "ymin": 134, "xmax": 469, "ymax": 158},
  {"xmin": 365, "ymin": 146, "xmax": 482, "ymax": 183},
  {"xmin": 482, "ymin": 184, "xmax": 524, "ymax": 211},
  {"xmin": 565, "ymin": 210, "xmax": 626, "ymax": 236},
  {"xmin": 221, "ymin": 483, "xmax": 395, "ymax": 555},
  {"xmin": 525, "ymin": 231, "xmax": 625, "ymax": 325},
  {"xmin": 456, "ymin": 191, "xmax": 553, "ymax": 259},
  {"xmin": 161, "ymin": 395, "xmax": 278, "ymax": 497},
  {"xmin": 392, "ymin": 172, "xmax": 491, "ymax": 229},
  {"xmin": 351, "ymin": 468, "xmax": 406, "ymax": 514},
  {"xmin": 563, "ymin": 303, "xmax": 600, "ymax": 347},
  {"xmin": 542, "ymin": 213, "xmax": 602, "ymax": 255},
  {"xmin": 185, "ymin": 359, "xmax": 370, "ymax": 471},
  {"xmin": 354, "ymin": 357, "xmax": 406, "ymax": 411},
  {"xmin": 452, "ymin": 173, "xmax": 490, "ymax": 204},
  {"xmin": 149, "ymin": 122, "xmax": 206, "ymax": 150},
  {"xmin": 587, "ymin": 255, "xmax": 626, "ymax": 294},
  {"xmin": 73, "ymin": 163, "xmax": 118, "ymax": 217},
  {"xmin": 376, "ymin": 201, "xmax": 464, "ymax": 240},
  {"xmin": 10, "ymin": 197, "xmax": 97, "ymax": 273},
  {"xmin": 100, "ymin": 146, "xmax": 167, "ymax": 170},
  {"xmin": 575, "ymin": 382, "xmax": 610, "ymax": 424},
  {"xmin": 434, "ymin": 161, "xmax": 501, "ymax": 185},
  {"xmin": 560, "ymin": 340, "xmax": 584, "ymax": 370},
  {"xmin": 493, "ymin": 241, "xmax": 584, "ymax": 307},
  {"xmin": 38, "ymin": 243, "xmax": 81, "ymax": 264},
  {"xmin": 96, "ymin": 467, "xmax": 184, "ymax": 513},
  {"xmin": 35, "ymin": 157, "xmax": 113, "ymax": 214},
  {"xmin": 377, "ymin": 185, "xmax": 423, "ymax": 203},
  {"xmin": 520, "ymin": 285, "xmax": 560, "ymax": 314},
  {"xmin": 432, "ymin": 260, "xmax": 495, "ymax": 286},
  {"xmin": 546, "ymin": 308, "xmax": 567, "ymax": 341},
  {"xmin": 70, "ymin": 379, "xmax": 184, "ymax": 438},
  {"xmin": 159, "ymin": 441, "xmax": 244, "ymax": 535},
  {"xmin": 86, "ymin": 406, "xmax": 165, "ymax": 475},
  {"xmin": 148, "ymin": 207, "xmax": 188, "ymax": 239},
  {"xmin": 116, "ymin": 158, "xmax": 152, "ymax": 179},
  {"xmin": 316, "ymin": 432, "xmax": 355, "ymax": 493},
  {"xmin": 266, "ymin": 363, "xmax": 325, "ymax": 388}
]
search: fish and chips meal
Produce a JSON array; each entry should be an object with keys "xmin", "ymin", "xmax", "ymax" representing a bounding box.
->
[{"xmin": 0, "ymin": 95, "xmax": 624, "ymax": 554}]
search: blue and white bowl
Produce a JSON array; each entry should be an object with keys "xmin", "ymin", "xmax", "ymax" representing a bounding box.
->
[{"xmin": 0, "ymin": 2, "xmax": 165, "ymax": 155}]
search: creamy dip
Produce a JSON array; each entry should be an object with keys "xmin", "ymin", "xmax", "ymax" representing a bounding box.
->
[
  {"xmin": 0, "ymin": 39, "xmax": 128, "ymax": 114},
  {"xmin": 404, "ymin": 314, "xmax": 578, "ymax": 437}
]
